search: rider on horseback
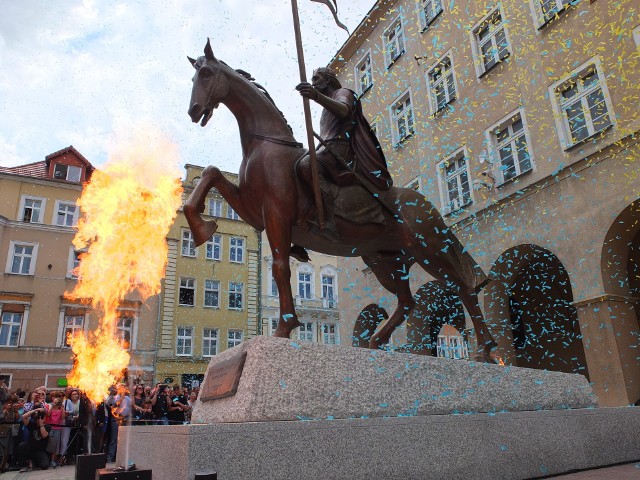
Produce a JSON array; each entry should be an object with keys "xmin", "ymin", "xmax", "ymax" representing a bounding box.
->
[{"xmin": 292, "ymin": 67, "xmax": 392, "ymax": 261}]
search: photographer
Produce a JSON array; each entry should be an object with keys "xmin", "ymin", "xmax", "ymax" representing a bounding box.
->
[
  {"xmin": 17, "ymin": 407, "xmax": 51, "ymax": 471},
  {"xmin": 150, "ymin": 383, "xmax": 170, "ymax": 425}
]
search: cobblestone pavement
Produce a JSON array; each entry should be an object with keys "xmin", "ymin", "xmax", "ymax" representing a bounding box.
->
[{"xmin": 1, "ymin": 461, "xmax": 639, "ymax": 479}]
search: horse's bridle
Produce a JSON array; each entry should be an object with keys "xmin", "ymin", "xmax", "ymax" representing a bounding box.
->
[{"xmin": 249, "ymin": 132, "xmax": 303, "ymax": 148}]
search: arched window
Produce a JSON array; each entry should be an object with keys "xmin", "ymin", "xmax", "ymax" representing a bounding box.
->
[
  {"xmin": 320, "ymin": 266, "xmax": 337, "ymax": 308},
  {"xmin": 297, "ymin": 265, "xmax": 314, "ymax": 300}
]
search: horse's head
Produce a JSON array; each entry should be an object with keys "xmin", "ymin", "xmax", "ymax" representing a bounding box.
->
[{"xmin": 187, "ymin": 39, "xmax": 229, "ymax": 127}]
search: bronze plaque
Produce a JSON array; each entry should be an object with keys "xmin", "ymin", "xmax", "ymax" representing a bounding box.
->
[{"xmin": 200, "ymin": 351, "xmax": 247, "ymax": 401}]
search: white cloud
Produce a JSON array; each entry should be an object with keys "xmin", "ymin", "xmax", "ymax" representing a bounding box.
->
[{"xmin": 0, "ymin": 0, "xmax": 376, "ymax": 173}]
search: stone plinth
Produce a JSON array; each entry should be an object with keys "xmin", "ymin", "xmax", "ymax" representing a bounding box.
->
[{"xmin": 192, "ymin": 336, "xmax": 595, "ymax": 424}]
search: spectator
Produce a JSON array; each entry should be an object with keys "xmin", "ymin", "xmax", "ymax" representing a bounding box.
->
[
  {"xmin": 106, "ymin": 384, "xmax": 131, "ymax": 463},
  {"xmin": 45, "ymin": 391, "xmax": 66, "ymax": 467},
  {"xmin": 0, "ymin": 374, "xmax": 9, "ymax": 417},
  {"xmin": 17, "ymin": 406, "xmax": 51, "ymax": 471},
  {"xmin": 150, "ymin": 384, "xmax": 170, "ymax": 425},
  {"xmin": 94, "ymin": 398, "xmax": 110, "ymax": 454},
  {"xmin": 168, "ymin": 385, "xmax": 189, "ymax": 425},
  {"xmin": 186, "ymin": 391, "xmax": 197, "ymax": 423},
  {"xmin": 60, "ymin": 389, "xmax": 80, "ymax": 464},
  {"xmin": 132, "ymin": 384, "xmax": 148, "ymax": 425},
  {"xmin": 2, "ymin": 394, "xmax": 24, "ymax": 469}
]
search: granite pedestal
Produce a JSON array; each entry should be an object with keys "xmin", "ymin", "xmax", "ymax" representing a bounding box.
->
[{"xmin": 118, "ymin": 338, "xmax": 640, "ymax": 479}]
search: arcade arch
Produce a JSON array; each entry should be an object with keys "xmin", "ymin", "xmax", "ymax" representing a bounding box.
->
[{"xmin": 352, "ymin": 304, "xmax": 387, "ymax": 348}]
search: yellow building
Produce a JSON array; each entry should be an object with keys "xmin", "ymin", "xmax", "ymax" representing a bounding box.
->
[
  {"xmin": 0, "ymin": 146, "xmax": 158, "ymax": 390},
  {"xmin": 260, "ymin": 235, "xmax": 341, "ymax": 344},
  {"xmin": 328, "ymin": 0, "xmax": 640, "ymax": 406},
  {"xmin": 154, "ymin": 164, "xmax": 261, "ymax": 388}
]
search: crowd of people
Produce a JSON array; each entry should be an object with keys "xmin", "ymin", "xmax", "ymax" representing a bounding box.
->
[{"xmin": 0, "ymin": 376, "xmax": 199, "ymax": 472}]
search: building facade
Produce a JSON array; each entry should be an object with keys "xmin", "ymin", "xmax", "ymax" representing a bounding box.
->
[
  {"xmin": 260, "ymin": 237, "xmax": 341, "ymax": 345},
  {"xmin": 328, "ymin": 0, "xmax": 640, "ymax": 405},
  {"xmin": 0, "ymin": 146, "xmax": 158, "ymax": 390},
  {"xmin": 154, "ymin": 165, "xmax": 261, "ymax": 389}
]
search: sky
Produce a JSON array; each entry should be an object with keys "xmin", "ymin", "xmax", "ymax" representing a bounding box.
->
[{"xmin": 0, "ymin": 0, "xmax": 377, "ymax": 174}]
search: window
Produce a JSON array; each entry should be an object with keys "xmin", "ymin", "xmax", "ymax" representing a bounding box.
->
[
  {"xmin": 7, "ymin": 241, "xmax": 38, "ymax": 275},
  {"xmin": 116, "ymin": 315, "xmax": 133, "ymax": 349},
  {"xmin": 227, "ymin": 205, "xmax": 240, "ymax": 220},
  {"xmin": 391, "ymin": 92, "xmax": 415, "ymax": 144},
  {"xmin": 489, "ymin": 111, "xmax": 533, "ymax": 184},
  {"xmin": 203, "ymin": 328, "xmax": 219, "ymax": 357},
  {"xmin": 206, "ymin": 235, "xmax": 222, "ymax": 261},
  {"xmin": 176, "ymin": 326, "xmax": 193, "ymax": 356},
  {"xmin": 0, "ymin": 312, "xmax": 22, "ymax": 347},
  {"xmin": 55, "ymin": 201, "xmax": 77, "ymax": 227},
  {"xmin": 227, "ymin": 329, "xmax": 243, "ymax": 348},
  {"xmin": 552, "ymin": 61, "xmax": 612, "ymax": 148},
  {"xmin": 536, "ymin": 0, "xmax": 574, "ymax": 26},
  {"xmin": 53, "ymin": 164, "xmax": 82, "ymax": 182},
  {"xmin": 355, "ymin": 52, "xmax": 373, "ymax": 95},
  {"xmin": 179, "ymin": 277, "xmax": 196, "ymax": 306},
  {"xmin": 472, "ymin": 8, "xmax": 509, "ymax": 76},
  {"xmin": 67, "ymin": 248, "xmax": 82, "ymax": 279},
  {"xmin": 228, "ymin": 282, "xmax": 243, "ymax": 310},
  {"xmin": 208, "ymin": 198, "xmax": 223, "ymax": 217},
  {"xmin": 63, "ymin": 315, "xmax": 84, "ymax": 347},
  {"xmin": 438, "ymin": 150, "xmax": 472, "ymax": 214},
  {"xmin": 20, "ymin": 196, "xmax": 44, "ymax": 223},
  {"xmin": 383, "ymin": 18, "xmax": 405, "ymax": 67},
  {"xmin": 268, "ymin": 318, "xmax": 278, "ymax": 336},
  {"xmin": 181, "ymin": 229, "xmax": 196, "ymax": 257},
  {"xmin": 323, "ymin": 323, "xmax": 338, "ymax": 345},
  {"xmin": 204, "ymin": 279, "xmax": 220, "ymax": 308},
  {"xmin": 322, "ymin": 274, "xmax": 336, "ymax": 308},
  {"xmin": 229, "ymin": 237, "xmax": 245, "ymax": 263},
  {"xmin": 420, "ymin": 0, "xmax": 443, "ymax": 30},
  {"xmin": 428, "ymin": 54, "xmax": 456, "ymax": 114},
  {"xmin": 298, "ymin": 322, "xmax": 314, "ymax": 342},
  {"xmin": 270, "ymin": 269, "xmax": 278, "ymax": 297},
  {"xmin": 298, "ymin": 268, "xmax": 313, "ymax": 300}
]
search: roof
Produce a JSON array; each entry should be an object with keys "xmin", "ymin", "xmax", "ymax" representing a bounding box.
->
[{"xmin": 0, "ymin": 160, "xmax": 48, "ymax": 178}]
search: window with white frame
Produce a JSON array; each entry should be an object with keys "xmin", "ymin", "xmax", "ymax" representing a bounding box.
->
[
  {"xmin": 181, "ymin": 229, "xmax": 196, "ymax": 257},
  {"xmin": 297, "ymin": 267, "xmax": 313, "ymax": 300},
  {"xmin": 176, "ymin": 326, "xmax": 193, "ymax": 356},
  {"xmin": 7, "ymin": 241, "xmax": 38, "ymax": 275},
  {"xmin": 269, "ymin": 318, "xmax": 278, "ymax": 336},
  {"xmin": 552, "ymin": 61, "xmax": 612, "ymax": 148},
  {"xmin": 206, "ymin": 235, "xmax": 222, "ymax": 261},
  {"xmin": 179, "ymin": 277, "xmax": 196, "ymax": 306},
  {"xmin": 67, "ymin": 248, "xmax": 82, "ymax": 279},
  {"xmin": 420, "ymin": 0, "xmax": 443, "ymax": 30},
  {"xmin": 323, "ymin": 323, "xmax": 338, "ymax": 345},
  {"xmin": 203, "ymin": 328, "xmax": 219, "ymax": 357},
  {"xmin": 438, "ymin": 150, "xmax": 472, "ymax": 213},
  {"xmin": 63, "ymin": 314, "xmax": 84, "ymax": 347},
  {"xmin": 208, "ymin": 198, "xmax": 223, "ymax": 217},
  {"xmin": 227, "ymin": 205, "xmax": 240, "ymax": 220},
  {"xmin": 391, "ymin": 92, "xmax": 415, "ymax": 144},
  {"xmin": 535, "ymin": 0, "xmax": 574, "ymax": 27},
  {"xmin": 270, "ymin": 268, "xmax": 278, "ymax": 297},
  {"xmin": 383, "ymin": 18, "xmax": 405, "ymax": 67},
  {"xmin": 229, "ymin": 237, "xmax": 245, "ymax": 263},
  {"xmin": 472, "ymin": 7, "xmax": 510, "ymax": 76},
  {"xmin": 489, "ymin": 111, "xmax": 533, "ymax": 184},
  {"xmin": 54, "ymin": 201, "xmax": 78, "ymax": 227},
  {"xmin": 116, "ymin": 315, "xmax": 133, "ymax": 349},
  {"xmin": 227, "ymin": 329, "xmax": 243, "ymax": 348},
  {"xmin": 53, "ymin": 163, "xmax": 82, "ymax": 182},
  {"xmin": 322, "ymin": 274, "xmax": 336, "ymax": 308},
  {"xmin": 20, "ymin": 196, "xmax": 44, "ymax": 223},
  {"xmin": 355, "ymin": 52, "xmax": 373, "ymax": 95},
  {"xmin": 204, "ymin": 279, "xmax": 220, "ymax": 308},
  {"xmin": 428, "ymin": 54, "xmax": 456, "ymax": 114},
  {"xmin": 298, "ymin": 322, "xmax": 314, "ymax": 342},
  {"xmin": 228, "ymin": 282, "xmax": 243, "ymax": 310},
  {"xmin": 0, "ymin": 312, "xmax": 22, "ymax": 347}
]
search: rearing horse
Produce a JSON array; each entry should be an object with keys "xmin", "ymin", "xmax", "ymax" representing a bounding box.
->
[{"xmin": 184, "ymin": 40, "xmax": 497, "ymax": 362}]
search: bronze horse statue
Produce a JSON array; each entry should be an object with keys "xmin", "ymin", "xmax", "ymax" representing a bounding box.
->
[{"xmin": 184, "ymin": 40, "xmax": 498, "ymax": 362}]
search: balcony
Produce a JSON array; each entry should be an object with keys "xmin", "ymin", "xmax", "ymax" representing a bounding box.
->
[{"xmin": 261, "ymin": 295, "xmax": 338, "ymax": 311}]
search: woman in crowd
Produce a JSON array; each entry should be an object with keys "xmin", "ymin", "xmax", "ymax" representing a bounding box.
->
[
  {"xmin": 131, "ymin": 384, "xmax": 148, "ymax": 425},
  {"xmin": 186, "ymin": 390, "xmax": 197, "ymax": 423},
  {"xmin": 17, "ymin": 405, "xmax": 51, "ymax": 471},
  {"xmin": 44, "ymin": 391, "xmax": 66, "ymax": 467},
  {"xmin": 59, "ymin": 389, "xmax": 80, "ymax": 463}
]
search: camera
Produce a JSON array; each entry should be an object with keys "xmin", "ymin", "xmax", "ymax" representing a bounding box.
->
[{"xmin": 37, "ymin": 411, "xmax": 46, "ymax": 419}]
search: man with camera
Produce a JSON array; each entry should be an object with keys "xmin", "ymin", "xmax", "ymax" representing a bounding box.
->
[
  {"xmin": 150, "ymin": 383, "xmax": 171, "ymax": 426},
  {"xmin": 17, "ymin": 407, "xmax": 52, "ymax": 471}
]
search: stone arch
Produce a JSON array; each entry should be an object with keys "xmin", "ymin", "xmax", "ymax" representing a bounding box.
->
[
  {"xmin": 406, "ymin": 282, "xmax": 465, "ymax": 356},
  {"xmin": 600, "ymin": 199, "xmax": 640, "ymax": 403},
  {"xmin": 487, "ymin": 244, "xmax": 587, "ymax": 375},
  {"xmin": 352, "ymin": 304, "xmax": 387, "ymax": 348}
]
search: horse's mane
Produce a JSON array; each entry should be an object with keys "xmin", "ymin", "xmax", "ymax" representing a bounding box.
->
[{"xmin": 226, "ymin": 63, "xmax": 295, "ymax": 136}]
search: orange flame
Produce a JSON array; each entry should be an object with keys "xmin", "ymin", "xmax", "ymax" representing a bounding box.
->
[{"xmin": 67, "ymin": 128, "xmax": 183, "ymax": 403}]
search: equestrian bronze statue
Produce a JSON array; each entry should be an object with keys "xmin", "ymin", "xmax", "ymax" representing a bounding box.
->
[{"xmin": 184, "ymin": 39, "xmax": 497, "ymax": 362}]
